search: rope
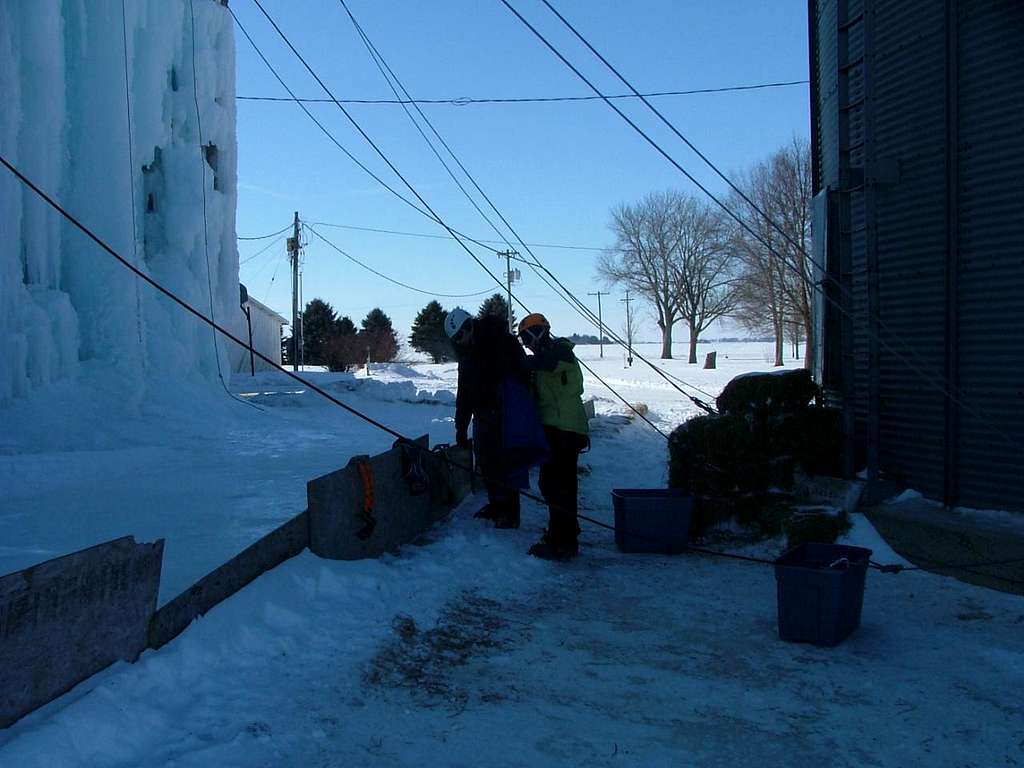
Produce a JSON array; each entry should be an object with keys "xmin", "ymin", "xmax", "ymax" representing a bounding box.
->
[
  {"xmin": 12, "ymin": 144, "xmax": 1022, "ymax": 594},
  {"xmin": 119, "ymin": 0, "xmax": 145, "ymax": 354}
]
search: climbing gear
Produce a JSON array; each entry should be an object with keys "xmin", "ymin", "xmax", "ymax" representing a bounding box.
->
[
  {"xmin": 444, "ymin": 307, "xmax": 472, "ymax": 339},
  {"xmin": 353, "ymin": 457, "xmax": 377, "ymax": 541},
  {"xmin": 396, "ymin": 439, "xmax": 430, "ymax": 496}
]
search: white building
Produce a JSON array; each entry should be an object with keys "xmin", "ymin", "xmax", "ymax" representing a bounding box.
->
[{"xmin": 229, "ymin": 285, "xmax": 287, "ymax": 374}]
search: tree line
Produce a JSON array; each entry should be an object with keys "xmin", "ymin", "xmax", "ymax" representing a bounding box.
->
[
  {"xmin": 598, "ymin": 138, "xmax": 811, "ymax": 366},
  {"xmin": 286, "ymin": 292, "xmax": 515, "ymax": 370}
]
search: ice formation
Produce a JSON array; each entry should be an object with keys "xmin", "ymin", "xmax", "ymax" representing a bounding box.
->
[{"xmin": 0, "ymin": 0, "xmax": 238, "ymax": 406}]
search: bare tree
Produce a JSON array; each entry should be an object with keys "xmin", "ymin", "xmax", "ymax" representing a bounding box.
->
[
  {"xmin": 668, "ymin": 197, "xmax": 738, "ymax": 364},
  {"xmin": 600, "ymin": 190, "xmax": 737, "ymax": 361},
  {"xmin": 728, "ymin": 139, "xmax": 812, "ymax": 367},
  {"xmin": 600, "ymin": 192, "xmax": 682, "ymax": 359}
]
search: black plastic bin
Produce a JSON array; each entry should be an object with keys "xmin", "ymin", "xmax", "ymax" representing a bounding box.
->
[
  {"xmin": 774, "ymin": 543, "xmax": 872, "ymax": 646},
  {"xmin": 611, "ymin": 488, "xmax": 692, "ymax": 554}
]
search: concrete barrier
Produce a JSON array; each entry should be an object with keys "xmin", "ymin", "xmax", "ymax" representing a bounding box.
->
[
  {"xmin": 308, "ymin": 437, "xmax": 473, "ymax": 560},
  {"xmin": 0, "ymin": 537, "xmax": 163, "ymax": 728},
  {"xmin": 148, "ymin": 511, "xmax": 310, "ymax": 650},
  {"xmin": 2, "ymin": 438, "xmax": 475, "ymax": 728}
]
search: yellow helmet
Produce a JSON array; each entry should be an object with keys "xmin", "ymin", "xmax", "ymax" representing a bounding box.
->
[{"xmin": 518, "ymin": 313, "xmax": 550, "ymax": 335}]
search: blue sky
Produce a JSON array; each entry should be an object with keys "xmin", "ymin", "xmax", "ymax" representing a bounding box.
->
[{"xmin": 232, "ymin": 0, "xmax": 810, "ymax": 342}]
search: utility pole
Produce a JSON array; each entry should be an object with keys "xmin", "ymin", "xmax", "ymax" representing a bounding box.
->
[
  {"xmin": 288, "ymin": 211, "xmax": 300, "ymax": 371},
  {"xmin": 587, "ymin": 290, "xmax": 608, "ymax": 358},
  {"xmin": 496, "ymin": 249, "xmax": 521, "ymax": 333},
  {"xmin": 621, "ymin": 291, "xmax": 634, "ymax": 367}
]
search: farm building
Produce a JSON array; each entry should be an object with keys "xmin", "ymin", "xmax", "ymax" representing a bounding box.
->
[
  {"xmin": 809, "ymin": 0, "xmax": 1023, "ymax": 512},
  {"xmin": 230, "ymin": 285, "xmax": 288, "ymax": 374}
]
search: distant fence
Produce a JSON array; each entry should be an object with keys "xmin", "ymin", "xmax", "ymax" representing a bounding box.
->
[{"xmin": 0, "ymin": 438, "xmax": 472, "ymax": 729}]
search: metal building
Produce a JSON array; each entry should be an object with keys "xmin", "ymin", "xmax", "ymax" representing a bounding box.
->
[{"xmin": 809, "ymin": 0, "xmax": 1023, "ymax": 512}]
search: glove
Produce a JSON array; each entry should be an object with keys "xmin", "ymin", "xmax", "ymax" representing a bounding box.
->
[{"xmin": 456, "ymin": 428, "xmax": 470, "ymax": 449}]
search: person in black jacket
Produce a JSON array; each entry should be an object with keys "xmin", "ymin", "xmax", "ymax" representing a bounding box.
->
[{"xmin": 445, "ymin": 307, "xmax": 528, "ymax": 528}]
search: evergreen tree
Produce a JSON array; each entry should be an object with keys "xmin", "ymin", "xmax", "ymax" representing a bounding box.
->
[
  {"xmin": 300, "ymin": 298, "xmax": 338, "ymax": 365},
  {"xmin": 323, "ymin": 315, "xmax": 359, "ymax": 372},
  {"xmin": 361, "ymin": 307, "xmax": 399, "ymax": 362},
  {"xmin": 409, "ymin": 301, "xmax": 453, "ymax": 363},
  {"xmin": 478, "ymin": 293, "xmax": 515, "ymax": 329}
]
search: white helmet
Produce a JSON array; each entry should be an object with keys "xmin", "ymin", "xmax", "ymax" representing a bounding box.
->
[{"xmin": 444, "ymin": 307, "xmax": 472, "ymax": 339}]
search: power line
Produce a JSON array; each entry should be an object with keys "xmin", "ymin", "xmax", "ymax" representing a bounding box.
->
[
  {"xmin": 237, "ymin": 224, "xmax": 292, "ymax": 240},
  {"xmin": 309, "ymin": 221, "xmax": 614, "ymax": 252},
  {"xmin": 335, "ymin": 0, "xmax": 684, "ymax": 431},
  {"xmin": 240, "ymin": 234, "xmax": 286, "ymax": 265},
  {"xmin": 337, "ymin": 0, "xmax": 716, "ymax": 413},
  {"xmin": 235, "ymin": 79, "xmax": 809, "ymax": 105},
  {"xmin": 246, "ymin": 0, "xmax": 533, "ymax": 319},
  {"xmin": 305, "ymin": 225, "xmax": 495, "ymax": 298}
]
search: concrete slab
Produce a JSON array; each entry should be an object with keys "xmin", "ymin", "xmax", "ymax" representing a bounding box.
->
[{"xmin": 0, "ymin": 537, "xmax": 163, "ymax": 728}]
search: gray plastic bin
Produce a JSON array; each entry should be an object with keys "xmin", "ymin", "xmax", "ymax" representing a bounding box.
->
[
  {"xmin": 774, "ymin": 543, "xmax": 871, "ymax": 646},
  {"xmin": 611, "ymin": 488, "xmax": 692, "ymax": 554}
]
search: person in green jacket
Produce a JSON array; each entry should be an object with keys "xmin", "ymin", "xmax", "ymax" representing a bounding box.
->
[{"xmin": 518, "ymin": 313, "xmax": 590, "ymax": 560}]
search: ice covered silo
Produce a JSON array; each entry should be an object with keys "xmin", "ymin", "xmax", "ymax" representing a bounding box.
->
[{"xmin": 0, "ymin": 0, "xmax": 238, "ymax": 405}]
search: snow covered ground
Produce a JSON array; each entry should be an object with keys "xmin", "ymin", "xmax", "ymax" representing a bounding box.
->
[{"xmin": 2, "ymin": 341, "xmax": 1022, "ymax": 766}]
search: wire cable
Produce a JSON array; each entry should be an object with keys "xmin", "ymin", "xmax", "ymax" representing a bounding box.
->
[
  {"xmin": 337, "ymin": 0, "xmax": 716, "ymax": 415},
  {"xmin": 305, "ymin": 224, "xmax": 494, "ymax": 298},
  {"xmin": 239, "ymin": 234, "xmax": 286, "ymax": 266},
  {"xmin": 335, "ymin": 0, "xmax": 674, "ymax": 434},
  {"xmin": 237, "ymin": 224, "xmax": 292, "ymax": 240},
  {"xmin": 310, "ymin": 220, "xmax": 615, "ymax": 252},
  {"xmin": 235, "ymin": 79, "xmax": 809, "ymax": 105}
]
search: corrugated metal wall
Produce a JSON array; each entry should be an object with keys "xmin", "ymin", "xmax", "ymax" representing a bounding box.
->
[
  {"xmin": 871, "ymin": 2, "xmax": 948, "ymax": 499},
  {"xmin": 954, "ymin": 0, "xmax": 1024, "ymax": 509},
  {"xmin": 812, "ymin": 0, "xmax": 1024, "ymax": 512}
]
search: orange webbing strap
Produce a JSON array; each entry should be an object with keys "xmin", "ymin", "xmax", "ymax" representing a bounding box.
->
[{"xmin": 354, "ymin": 458, "xmax": 376, "ymax": 540}]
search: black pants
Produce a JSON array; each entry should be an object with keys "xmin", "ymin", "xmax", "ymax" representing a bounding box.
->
[
  {"xmin": 474, "ymin": 415, "xmax": 520, "ymax": 518},
  {"xmin": 538, "ymin": 427, "xmax": 586, "ymax": 543}
]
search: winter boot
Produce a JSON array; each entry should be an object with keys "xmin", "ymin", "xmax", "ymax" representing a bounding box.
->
[
  {"xmin": 473, "ymin": 503, "xmax": 500, "ymax": 521},
  {"xmin": 527, "ymin": 528, "xmax": 578, "ymax": 561},
  {"xmin": 492, "ymin": 494, "xmax": 521, "ymax": 529}
]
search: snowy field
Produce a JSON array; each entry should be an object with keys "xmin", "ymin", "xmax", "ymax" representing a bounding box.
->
[{"xmin": 1, "ymin": 341, "xmax": 1022, "ymax": 766}]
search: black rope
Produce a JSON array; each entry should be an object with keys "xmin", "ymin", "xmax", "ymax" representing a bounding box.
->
[
  {"xmin": 235, "ymin": 80, "xmax": 809, "ymax": 105},
  {"xmin": 6, "ymin": 153, "xmax": 1017, "ymax": 580},
  {"xmin": 0, "ymin": 152, "xmax": 639, "ymax": 545}
]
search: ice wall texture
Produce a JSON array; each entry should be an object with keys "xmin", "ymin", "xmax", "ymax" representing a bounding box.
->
[{"xmin": 0, "ymin": 0, "xmax": 238, "ymax": 406}]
